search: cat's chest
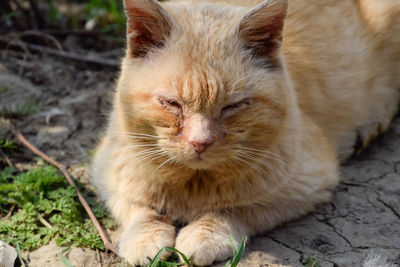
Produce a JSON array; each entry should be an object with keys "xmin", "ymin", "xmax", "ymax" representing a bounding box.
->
[{"xmin": 140, "ymin": 173, "xmax": 268, "ymax": 222}]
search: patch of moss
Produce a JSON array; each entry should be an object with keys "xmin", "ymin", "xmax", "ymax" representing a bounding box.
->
[{"xmin": 0, "ymin": 165, "xmax": 114, "ymax": 250}]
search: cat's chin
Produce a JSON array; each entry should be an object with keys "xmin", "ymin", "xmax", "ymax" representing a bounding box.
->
[{"xmin": 184, "ymin": 154, "xmax": 217, "ymax": 170}]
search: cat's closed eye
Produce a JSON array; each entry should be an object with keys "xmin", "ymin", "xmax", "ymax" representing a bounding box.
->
[
  {"xmin": 158, "ymin": 96, "xmax": 182, "ymax": 115},
  {"xmin": 221, "ymin": 99, "xmax": 252, "ymax": 116}
]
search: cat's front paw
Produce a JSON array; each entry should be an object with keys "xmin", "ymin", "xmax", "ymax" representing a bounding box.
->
[
  {"xmin": 118, "ymin": 221, "xmax": 175, "ymax": 266},
  {"xmin": 175, "ymin": 223, "xmax": 236, "ymax": 266}
]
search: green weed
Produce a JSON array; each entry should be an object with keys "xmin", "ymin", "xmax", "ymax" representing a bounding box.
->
[
  {"xmin": 15, "ymin": 243, "xmax": 26, "ymax": 267},
  {"xmin": 83, "ymin": 0, "xmax": 125, "ymax": 34},
  {"xmin": 61, "ymin": 246, "xmax": 74, "ymax": 267},
  {"xmin": 148, "ymin": 236, "xmax": 247, "ymax": 267},
  {"xmin": 0, "ymin": 11, "xmax": 20, "ymax": 22},
  {"xmin": 225, "ymin": 236, "xmax": 247, "ymax": 267},
  {"xmin": 0, "ymin": 138, "xmax": 16, "ymax": 149},
  {"xmin": 14, "ymin": 99, "xmax": 42, "ymax": 116},
  {"xmin": 0, "ymin": 99, "xmax": 42, "ymax": 118},
  {"xmin": 0, "ymin": 137, "xmax": 17, "ymax": 167},
  {"xmin": 304, "ymin": 257, "xmax": 321, "ymax": 267},
  {"xmin": 48, "ymin": 0, "xmax": 60, "ymax": 26},
  {"xmin": 0, "ymin": 165, "xmax": 114, "ymax": 250}
]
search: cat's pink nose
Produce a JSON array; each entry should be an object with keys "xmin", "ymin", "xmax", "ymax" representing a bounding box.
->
[{"xmin": 189, "ymin": 140, "xmax": 213, "ymax": 154}]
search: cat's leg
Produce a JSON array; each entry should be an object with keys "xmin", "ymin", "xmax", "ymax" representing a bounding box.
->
[
  {"xmin": 115, "ymin": 202, "xmax": 176, "ymax": 266},
  {"xmin": 92, "ymin": 141, "xmax": 176, "ymax": 265},
  {"xmin": 175, "ymin": 194, "xmax": 331, "ymax": 266},
  {"xmin": 175, "ymin": 212, "xmax": 247, "ymax": 266}
]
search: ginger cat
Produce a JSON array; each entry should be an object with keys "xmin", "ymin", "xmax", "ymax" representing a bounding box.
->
[{"xmin": 91, "ymin": 0, "xmax": 400, "ymax": 265}]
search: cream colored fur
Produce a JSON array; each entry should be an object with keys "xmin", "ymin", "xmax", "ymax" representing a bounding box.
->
[{"xmin": 91, "ymin": 0, "xmax": 400, "ymax": 266}]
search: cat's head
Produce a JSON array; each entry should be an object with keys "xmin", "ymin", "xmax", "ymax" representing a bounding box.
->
[{"xmin": 116, "ymin": 0, "xmax": 294, "ymax": 171}]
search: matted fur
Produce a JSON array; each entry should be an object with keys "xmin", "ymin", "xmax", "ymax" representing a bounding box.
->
[{"xmin": 91, "ymin": 0, "xmax": 400, "ymax": 265}]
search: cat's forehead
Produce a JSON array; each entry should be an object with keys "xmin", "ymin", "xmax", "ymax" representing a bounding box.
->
[
  {"xmin": 165, "ymin": 2, "xmax": 246, "ymax": 33},
  {"xmin": 164, "ymin": 2, "xmax": 246, "ymax": 55}
]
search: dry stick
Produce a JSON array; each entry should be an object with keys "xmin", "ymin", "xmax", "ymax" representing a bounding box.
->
[
  {"xmin": 0, "ymin": 37, "xmax": 120, "ymax": 68},
  {"xmin": 27, "ymin": 43, "xmax": 120, "ymax": 68},
  {"xmin": 15, "ymin": 131, "xmax": 118, "ymax": 255},
  {"xmin": 5, "ymin": 205, "xmax": 15, "ymax": 220},
  {"xmin": 39, "ymin": 29, "xmax": 100, "ymax": 37},
  {"xmin": 0, "ymin": 149, "xmax": 14, "ymax": 168}
]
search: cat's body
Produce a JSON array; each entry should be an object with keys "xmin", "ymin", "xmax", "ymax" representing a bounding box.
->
[{"xmin": 91, "ymin": 0, "xmax": 400, "ymax": 265}]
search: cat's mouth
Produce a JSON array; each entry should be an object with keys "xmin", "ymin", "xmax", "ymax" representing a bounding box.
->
[
  {"xmin": 184, "ymin": 152, "xmax": 214, "ymax": 169},
  {"xmin": 195, "ymin": 153, "xmax": 203, "ymax": 161}
]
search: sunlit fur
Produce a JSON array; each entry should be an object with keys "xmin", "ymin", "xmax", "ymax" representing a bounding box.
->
[{"xmin": 91, "ymin": 0, "xmax": 400, "ymax": 266}]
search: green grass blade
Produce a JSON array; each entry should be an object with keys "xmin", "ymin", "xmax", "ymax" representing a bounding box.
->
[
  {"xmin": 149, "ymin": 247, "xmax": 168, "ymax": 267},
  {"xmin": 229, "ymin": 235, "xmax": 239, "ymax": 254},
  {"xmin": 15, "ymin": 243, "xmax": 26, "ymax": 267},
  {"xmin": 149, "ymin": 246, "xmax": 193, "ymax": 267},
  {"xmin": 230, "ymin": 236, "xmax": 247, "ymax": 267},
  {"xmin": 163, "ymin": 247, "xmax": 192, "ymax": 264},
  {"xmin": 304, "ymin": 257, "xmax": 321, "ymax": 267},
  {"xmin": 61, "ymin": 246, "xmax": 74, "ymax": 267},
  {"xmin": 156, "ymin": 262, "xmax": 182, "ymax": 267}
]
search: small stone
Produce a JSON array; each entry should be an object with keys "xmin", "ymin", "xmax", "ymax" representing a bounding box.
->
[{"xmin": 0, "ymin": 241, "xmax": 17, "ymax": 267}]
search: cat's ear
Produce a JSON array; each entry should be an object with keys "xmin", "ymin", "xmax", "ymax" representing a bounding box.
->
[
  {"xmin": 123, "ymin": 0, "xmax": 173, "ymax": 58},
  {"xmin": 238, "ymin": 0, "xmax": 288, "ymax": 67}
]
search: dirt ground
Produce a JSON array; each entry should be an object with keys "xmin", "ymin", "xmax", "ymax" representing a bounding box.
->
[{"xmin": 0, "ymin": 50, "xmax": 399, "ymax": 267}]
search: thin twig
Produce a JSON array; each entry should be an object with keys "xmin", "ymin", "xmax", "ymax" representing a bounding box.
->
[
  {"xmin": 21, "ymin": 30, "xmax": 64, "ymax": 50},
  {"xmin": 27, "ymin": 43, "xmax": 120, "ymax": 68},
  {"xmin": 0, "ymin": 36, "xmax": 32, "ymax": 58},
  {"xmin": 340, "ymin": 180, "xmax": 374, "ymax": 188},
  {"xmin": 14, "ymin": 131, "xmax": 118, "ymax": 254},
  {"xmin": 0, "ymin": 148, "xmax": 14, "ymax": 168},
  {"xmin": 96, "ymin": 249, "xmax": 102, "ymax": 267},
  {"xmin": 0, "ymin": 36, "xmax": 120, "ymax": 68},
  {"xmin": 39, "ymin": 29, "xmax": 100, "ymax": 37},
  {"xmin": 38, "ymin": 214, "xmax": 53, "ymax": 229},
  {"xmin": 5, "ymin": 204, "xmax": 15, "ymax": 220}
]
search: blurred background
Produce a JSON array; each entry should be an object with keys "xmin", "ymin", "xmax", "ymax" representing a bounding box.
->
[{"xmin": 1, "ymin": 0, "xmax": 126, "ymax": 52}]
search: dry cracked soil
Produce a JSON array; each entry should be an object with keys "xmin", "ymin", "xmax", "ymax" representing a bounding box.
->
[{"xmin": 0, "ymin": 51, "xmax": 399, "ymax": 267}]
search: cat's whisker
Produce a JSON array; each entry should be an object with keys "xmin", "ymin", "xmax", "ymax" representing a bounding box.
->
[
  {"xmin": 124, "ymin": 149, "xmax": 166, "ymax": 164},
  {"xmin": 236, "ymin": 151, "xmax": 287, "ymax": 180},
  {"xmin": 123, "ymin": 147, "xmax": 161, "ymax": 159},
  {"xmin": 152, "ymin": 156, "xmax": 177, "ymax": 175},
  {"xmin": 237, "ymin": 146, "xmax": 286, "ymax": 158},
  {"xmin": 127, "ymin": 151, "xmax": 169, "ymax": 169},
  {"xmin": 234, "ymin": 157, "xmax": 281, "ymax": 189},
  {"xmin": 236, "ymin": 147, "xmax": 288, "ymax": 162},
  {"xmin": 225, "ymin": 155, "xmax": 245, "ymax": 178},
  {"xmin": 112, "ymin": 130, "xmax": 159, "ymax": 137},
  {"xmin": 111, "ymin": 131, "xmax": 161, "ymax": 139},
  {"xmin": 235, "ymin": 147, "xmax": 295, "ymax": 171},
  {"xmin": 244, "ymin": 151, "xmax": 296, "ymax": 173},
  {"xmin": 233, "ymin": 144, "xmax": 299, "ymax": 168},
  {"xmin": 124, "ymin": 144, "xmax": 160, "ymax": 150},
  {"xmin": 124, "ymin": 154, "xmax": 168, "ymax": 178},
  {"xmin": 234, "ymin": 154, "xmax": 267, "ymax": 178},
  {"xmin": 124, "ymin": 137, "xmax": 160, "ymax": 141}
]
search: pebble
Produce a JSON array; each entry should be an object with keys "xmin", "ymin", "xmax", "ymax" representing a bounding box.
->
[{"xmin": 0, "ymin": 241, "xmax": 17, "ymax": 267}]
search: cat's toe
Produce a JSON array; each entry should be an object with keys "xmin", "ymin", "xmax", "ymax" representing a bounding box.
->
[
  {"xmin": 175, "ymin": 225, "xmax": 234, "ymax": 266},
  {"xmin": 118, "ymin": 222, "xmax": 175, "ymax": 266}
]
